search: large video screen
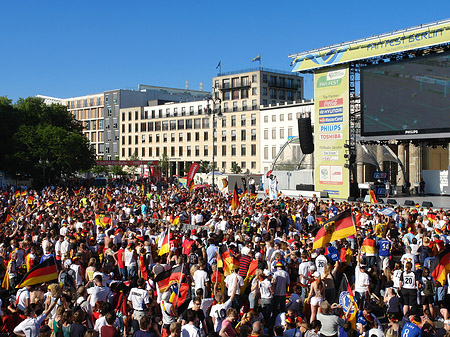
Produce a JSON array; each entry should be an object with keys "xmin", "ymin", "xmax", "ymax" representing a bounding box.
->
[{"xmin": 361, "ymin": 51, "xmax": 450, "ymax": 138}]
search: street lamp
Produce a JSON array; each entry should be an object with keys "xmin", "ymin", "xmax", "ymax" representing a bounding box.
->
[
  {"xmin": 39, "ymin": 158, "xmax": 50, "ymax": 185},
  {"xmin": 207, "ymin": 95, "xmax": 222, "ymax": 191}
]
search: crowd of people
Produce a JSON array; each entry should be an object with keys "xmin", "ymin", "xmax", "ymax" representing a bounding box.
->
[{"xmin": 0, "ymin": 179, "xmax": 449, "ymax": 337}]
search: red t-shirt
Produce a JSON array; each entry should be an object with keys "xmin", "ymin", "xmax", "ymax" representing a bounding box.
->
[
  {"xmin": 101, "ymin": 325, "xmax": 119, "ymax": 337},
  {"xmin": 182, "ymin": 239, "xmax": 195, "ymax": 255},
  {"xmin": 117, "ymin": 248, "xmax": 125, "ymax": 269}
]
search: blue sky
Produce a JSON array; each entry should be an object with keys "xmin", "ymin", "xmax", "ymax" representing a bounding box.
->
[{"xmin": 1, "ymin": 0, "xmax": 450, "ymax": 102}]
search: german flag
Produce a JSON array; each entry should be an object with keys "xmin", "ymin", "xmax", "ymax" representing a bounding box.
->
[
  {"xmin": 95, "ymin": 214, "xmax": 112, "ymax": 228},
  {"xmin": 16, "ymin": 257, "xmax": 58, "ymax": 288},
  {"xmin": 361, "ymin": 238, "xmax": 378, "ymax": 255},
  {"xmin": 171, "ymin": 215, "xmax": 180, "ymax": 227},
  {"xmin": 369, "ymin": 190, "xmax": 377, "ymax": 204},
  {"xmin": 74, "ymin": 188, "xmax": 82, "ymax": 196},
  {"xmin": 106, "ymin": 191, "xmax": 112, "ymax": 202},
  {"xmin": 154, "ymin": 265, "xmax": 184, "ymax": 293},
  {"xmin": 231, "ymin": 183, "xmax": 239, "ymax": 211},
  {"xmin": 241, "ymin": 259, "xmax": 259, "ymax": 293},
  {"xmin": 5, "ymin": 214, "xmax": 16, "ymax": 223},
  {"xmin": 168, "ymin": 279, "xmax": 191, "ymax": 313},
  {"xmin": 431, "ymin": 245, "xmax": 450, "ymax": 285},
  {"xmin": 338, "ymin": 274, "xmax": 358, "ymax": 329},
  {"xmin": 158, "ymin": 228, "xmax": 170, "ymax": 256},
  {"xmin": 26, "ymin": 196, "xmax": 34, "ymax": 205},
  {"xmin": 14, "ymin": 191, "xmax": 20, "ymax": 198},
  {"xmin": 21, "ymin": 191, "xmax": 27, "ymax": 197},
  {"xmin": 218, "ymin": 245, "xmax": 239, "ymax": 276},
  {"xmin": 25, "ymin": 253, "xmax": 35, "ymax": 272},
  {"xmin": 313, "ymin": 209, "xmax": 356, "ymax": 249},
  {"xmin": 239, "ymin": 190, "xmax": 247, "ymax": 202},
  {"xmin": 222, "ymin": 178, "xmax": 228, "ymax": 189},
  {"xmin": 250, "ymin": 193, "xmax": 258, "ymax": 199},
  {"xmin": 45, "ymin": 201, "xmax": 54, "ymax": 207}
]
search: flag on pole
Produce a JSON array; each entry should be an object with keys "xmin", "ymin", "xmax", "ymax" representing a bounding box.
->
[
  {"xmin": 338, "ymin": 274, "xmax": 358, "ymax": 329},
  {"xmin": 158, "ymin": 228, "xmax": 171, "ymax": 256},
  {"xmin": 231, "ymin": 183, "xmax": 239, "ymax": 210},
  {"xmin": 313, "ymin": 209, "xmax": 356, "ymax": 249},
  {"xmin": 16, "ymin": 257, "xmax": 58, "ymax": 288},
  {"xmin": 251, "ymin": 54, "xmax": 261, "ymax": 62},
  {"xmin": 369, "ymin": 190, "xmax": 378, "ymax": 204},
  {"xmin": 217, "ymin": 245, "xmax": 239, "ymax": 276},
  {"xmin": 45, "ymin": 201, "xmax": 55, "ymax": 208},
  {"xmin": 74, "ymin": 188, "xmax": 82, "ymax": 196},
  {"xmin": 2, "ymin": 260, "xmax": 13, "ymax": 290},
  {"xmin": 216, "ymin": 61, "xmax": 221, "ymax": 69},
  {"xmin": 431, "ymin": 245, "xmax": 450, "ymax": 285},
  {"xmin": 106, "ymin": 191, "xmax": 112, "ymax": 202},
  {"xmin": 222, "ymin": 178, "xmax": 228, "ymax": 189},
  {"xmin": 14, "ymin": 191, "xmax": 20, "ymax": 198},
  {"xmin": 239, "ymin": 190, "xmax": 247, "ymax": 202},
  {"xmin": 154, "ymin": 265, "xmax": 184, "ymax": 293}
]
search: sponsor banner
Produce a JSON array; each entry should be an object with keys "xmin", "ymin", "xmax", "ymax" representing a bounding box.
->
[
  {"xmin": 314, "ymin": 66, "xmax": 349, "ymax": 198},
  {"xmin": 292, "ymin": 21, "xmax": 450, "ymax": 71},
  {"xmin": 319, "ymin": 116, "xmax": 344, "ymax": 124},
  {"xmin": 96, "ymin": 160, "xmax": 159, "ymax": 166},
  {"xmin": 319, "ymin": 107, "xmax": 344, "ymax": 115}
]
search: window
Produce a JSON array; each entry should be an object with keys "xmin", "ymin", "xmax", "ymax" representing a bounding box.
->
[
  {"xmin": 105, "ymin": 94, "xmax": 109, "ymax": 103},
  {"xmin": 163, "ymin": 134, "xmax": 167, "ymax": 142},
  {"xmin": 189, "ymin": 106, "xmax": 194, "ymax": 114},
  {"xmin": 148, "ymin": 122, "xmax": 154, "ymax": 131},
  {"xmin": 135, "ymin": 123, "xmax": 138, "ymax": 132},
  {"xmin": 287, "ymin": 91, "xmax": 293, "ymax": 101},
  {"xmin": 231, "ymin": 115, "xmax": 236, "ymax": 127},
  {"xmin": 270, "ymin": 76, "xmax": 276, "ymax": 86},
  {"xmin": 222, "ymin": 145, "xmax": 226, "ymax": 156},
  {"xmin": 241, "ymin": 76, "xmax": 249, "ymax": 86},
  {"xmin": 171, "ymin": 146, "xmax": 175, "ymax": 156},
  {"xmin": 272, "ymin": 146, "xmax": 277, "ymax": 159},
  {"xmin": 187, "ymin": 133, "xmax": 191, "ymax": 141},
  {"xmin": 232, "ymin": 77, "xmax": 239, "ymax": 87},
  {"xmin": 195, "ymin": 145, "xmax": 200, "ymax": 156},
  {"xmin": 231, "ymin": 145, "xmax": 236, "ymax": 156},
  {"xmin": 202, "ymin": 118, "xmax": 209, "ymax": 129},
  {"xmin": 179, "ymin": 133, "xmax": 183, "ymax": 142},
  {"xmin": 223, "ymin": 102, "xmax": 228, "ymax": 112},
  {"xmin": 156, "ymin": 147, "xmax": 160, "ymax": 157},
  {"xmin": 252, "ymin": 74, "xmax": 257, "ymax": 82},
  {"xmin": 155, "ymin": 122, "xmax": 161, "ymax": 131},
  {"xmin": 122, "ymin": 136, "xmax": 125, "ymax": 144},
  {"xmin": 264, "ymin": 129, "xmax": 268, "ymax": 139},
  {"xmin": 187, "ymin": 146, "xmax": 191, "ymax": 156},
  {"xmin": 241, "ymin": 115, "xmax": 246, "ymax": 126},
  {"xmin": 263, "ymin": 74, "xmax": 267, "ymax": 83},
  {"xmin": 251, "ymin": 161, "xmax": 256, "ymax": 169},
  {"xmin": 288, "ymin": 113, "xmax": 293, "ymax": 121},
  {"xmin": 272, "ymin": 128, "xmax": 276, "ymax": 139},
  {"xmin": 262, "ymin": 87, "xmax": 267, "ymax": 95},
  {"xmin": 241, "ymin": 162, "xmax": 246, "ymax": 169},
  {"xmin": 232, "ymin": 90, "xmax": 239, "ymax": 100},
  {"xmin": 251, "ymin": 144, "xmax": 256, "ymax": 156},
  {"xmin": 198, "ymin": 105, "xmax": 202, "ymax": 114},
  {"xmin": 204, "ymin": 145, "xmax": 208, "ymax": 156},
  {"xmin": 181, "ymin": 107, "xmax": 186, "ymax": 116},
  {"xmin": 264, "ymin": 115, "xmax": 268, "ymax": 123},
  {"xmin": 222, "ymin": 162, "xmax": 226, "ymax": 169},
  {"xmin": 215, "ymin": 80, "xmax": 219, "ymax": 87},
  {"xmin": 186, "ymin": 119, "xmax": 192, "ymax": 129},
  {"xmin": 223, "ymin": 91, "xmax": 230, "ymax": 100},
  {"xmin": 222, "ymin": 130, "xmax": 226, "ymax": 142},
  {"xmin": 242, "ymin": 100, "xmax": 247, "ymax": 111},
  {"xmin": 288, "ymin": 127, "xmax": 293, "ymax": 137},
  {"xmin": 171, "ymin": 133, "xmax": 175, "ymax": 142},
  {"xmin": 107, "ymin": 107, "xmax": 112, "ymax": 116},
  {"xmin": 135, "ymin": 135, "xmax": 139, "ymax": 144},
  {"xmin": 128, "ymin": 136, "xmax": 132, "ymax": 144},
  {"xmin": 194, "ymin": 118, "xmax": 201, "ymax": 129},
  {"xmin": 231, "ymin": 130, "xmax": 236, "ymax": 141},
  {"xmin": 179, "ymin": 146, "xmax": 183, "ymax": 156},
  {"xmin": 178, "ymin": 120, "xmax": 184, "ymax": 130},
  {"xmin": 142, "ymin": 147, "xmax": 145, "ymax": 157},
  {"xmin": 214, "ymin": 145, "xmax": 217, "ymax": 156},
  {"xmin": 241, "ymin": 89, "xmax": 248, "ymax": 99},
  {"xmin": 241, "ymin": 130, "xmax": 246, "ymax": 141},
  {"xmin": 149, "ymin": 135, "xmax": 152, "ymax": 142},
  {"xmin": 158, "ymin": 109, "xmax": 163, "ymax": 118},
  {"xmin": 141, "ymin": 135, "xmax": 146, "ymax": 143},
  {"xmin": 140, "ymin": 123, "xmax": 146, "ymax": 132},
  {"xmin": 272, "ymin": 115, "xmax": 276, "ymax": 122},
  {"xmin": 204, "ymin": 132, "xmax": 208, "ymax": 141},
  {"xmin": 251, "ymin": 114, "xmax": 256, "ymax": 125},
  {"xmin": 170, "ymin": 120, "xmax": 176, "ymax": 130},
  {"xmin": 173, "ymin": 107, "xmax": 178, "ymax": 117},
  {"xmin": 122, "ymin": 112, "xmax": 125, "ymax": 121},
  {"xmin": 280, "ymin": 114, "xmax": 285, "ymax": 122},
  {"xmin": 270, "ymin": 89, "xmax": 276, "ymax": 99},
  {"xmin": 241, "ymin": 145, "xmax": 246, "ymax": 156},
  {"xmin": 280, "ymin": 128, "xmax": 285, "ymax": 139},
  {"xmin": 263, "ymin": 99, "xmax": 268, "ymax": 106},
  {"xmin": 195, "ymin": 132, "xmax": 200, "ymax": 141},
  {"xmin": 252, "ymin": 99, "xmax": 257, "ymax": 110},
  {"xmin": 279, "ymin": 90, "xmax": 285, "ymax": 100},
  {"xmin": 223, "ymin": 79, "xmax": 230, "ymax": 88},
  {"xmin": 222, "ymin": 118, "xmax": 227, "ymax": 127},
  {"xmin": 162, "ymin": 121, "xmax": 168, "ymax": 131},
  {"xmin": 149, "ymin": 147, "xmax": 153, "ymax": 157},
  {"xmin": 251, "ymin": 129, "xmax": 256, "ymax": 141},
  {"xmin": 151, "ymin": 110, "xmax": 155, "ymax": 118},
  {"xmin": 122, "ymin": 148, "xmax": 125, "ymax": 157},
  {"xmin": 252, "ymin": 87, "xmax": 257, "ymax": 95},
  {"xmin": 156, "ymin": 135, "xmax": 160, "ymax": 143}
]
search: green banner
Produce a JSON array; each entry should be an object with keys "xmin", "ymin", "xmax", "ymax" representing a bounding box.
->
[{"xmin": 314, "ymin": 66, "xmax": 349, "ymax": 199}]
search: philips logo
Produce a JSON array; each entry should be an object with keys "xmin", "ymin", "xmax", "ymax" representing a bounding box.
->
[{"xmin": 405, "ymin": 130, "xmax": 418, "ymax": 134}]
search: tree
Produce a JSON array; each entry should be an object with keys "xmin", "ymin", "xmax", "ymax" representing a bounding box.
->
[
  {"xmin": 0, "ymin": 97, "xmax": 96, "ymax": 186},
  {"xmin": 231, "ymin": 162, "xmax": 242, "ymax": 174},
  {"xmin": 159, "ymin": 152, "xmax": 169, "ymax": 177},
  {"xmin": 126, "ymin": 152, "xmax": 140, "ymax": 176},
  {"xmin": 199, "ymin": 160, "xmax": 210, "ymax": 173},
  {"xmin": 91, "ymin": 165, "xmax": 109, "ymax": 177},
  {"xmin": 110, "ymin": 165, "xmax": 126, "ymax": 177}
]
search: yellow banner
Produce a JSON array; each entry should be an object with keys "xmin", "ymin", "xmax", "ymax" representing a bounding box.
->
[
  {"xmin": 292, "ymin": 22, "xmax": 450, "ymax": 72},
  {"xmin": 314, "ymin": 66, "xmax": 349, "ymax": 199}
]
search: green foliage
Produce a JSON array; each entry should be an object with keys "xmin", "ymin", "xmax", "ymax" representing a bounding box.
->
[
  {"xmin": 159, "ymin": 152, "xmax": 169, "ymax": 177},
  {"xmin": 110, "ymin": 165, "xmax": 126, "ymax": 177},
  {"xmin": 126, "ymin": 152, "xmax": 140, "ymax": 176},
  {"xmin": 0, "ymin": 96, "xmax": 96, "ymax": 185},
  {"xmin": 231, "ymin": 162, "xmax": 242, "ymax": 174},
  {"xmin": 199, "ymin": 160, "xmax": 210, "ymax": 173},
  {"xmin": 91, "ymin": 165, "xmax": 109, "ymax": 176}
]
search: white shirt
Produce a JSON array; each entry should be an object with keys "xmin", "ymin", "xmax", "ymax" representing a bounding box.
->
[
  {"xmin": 355, "ymin": 267, "xmax": 369, "ymax": 293},
  {"xmin": 128, "ymin": 287, "xmax": 150, "ymax": 310},
  {"xmin": 224, "ymin": 273, "xmax": 244, "ymax": 296},
  {"xmin": 211, "ymin": 299, "xmax": 232, "ymax": 332},
  {"xmin": 259, "ymin": 279, "xmax": 273, "ymax": 299},
  {"xmin": 401, "ymin": 253, "xmax": 417, "ymax": 271},
  {"xmin": 401, "ymin": 271, "xmax": 417, "ymax": 289},
  {"xmin": 193, "ymin": 269, "xmax": 209, "ymax": 295},
  {"xmin": 298, "ymin": 261, "xmax": 313, "ymax": 285},
  {"xmin": 87, "ymin": 285, "xmax": 111, "ymax": 307},
  {"xmin": 94, "ymin": 316, "xmax": 120, "ymax": 337},
  {"xmin": 315, "ymin": 255, "xmax": 328, "ymax": 275},
  {"xmin": 181, "ymin": 323, "xmax": 201, "ymax": 337},
  {"xmin": 14, "ymin": 313, "xmax": 47, "ymax": 337},
  {"xmin": 17, "ymin": 287, "xmax": 30, "ymax": 311},
  {"xmin": 392, "ymin": 269, "xmax": 403, "ymax": 289}
]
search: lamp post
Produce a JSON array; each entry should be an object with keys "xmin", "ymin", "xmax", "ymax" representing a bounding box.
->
[{"xmin": 207, "ymin": 95, "xmax": 222, "ymax": 191}]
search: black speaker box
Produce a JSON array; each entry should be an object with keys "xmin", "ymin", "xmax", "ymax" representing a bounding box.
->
[
  {"xmin": 422, "ymin": 201, "xmax": 433, "ymax": 208},
  {"xmin": 298, "ymin": 117, "xmax": 314, "ymax": 154},
  {"xmin": 404, "ymin": 200, "xmax": 415, "ymax": 206},
  {"xmin": 386, "ymin": 199, "xmax": 397, "ymax": 205}
]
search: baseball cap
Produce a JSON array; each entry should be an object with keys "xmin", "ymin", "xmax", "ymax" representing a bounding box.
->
[
  {"xmin": 275, "ymin": 261, "xmax": 284, "ymax": 268},
  {"xmin": 263, "ymin": 269, "xmax": 272, "ymax": 277}
]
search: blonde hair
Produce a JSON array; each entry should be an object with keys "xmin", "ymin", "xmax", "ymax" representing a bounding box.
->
[{"xmin": 49, "ymin": 283, "xmax": 62, "ymax": 297}]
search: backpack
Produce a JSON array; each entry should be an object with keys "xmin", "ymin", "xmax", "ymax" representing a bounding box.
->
[
  {"xmin": 59, "ymin": 269, "xmax": 75, "ymax": 291},
  {"xmin": 423, "ymin": 277, "xmax": 435, "ymax": 296},
  {"xmin": 188, "ymin": 252, "xmax": 198, "ymax": 265},
  {"xmin": 73, "ymin": 298, "xmax": 87, "ymax": 313}
]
